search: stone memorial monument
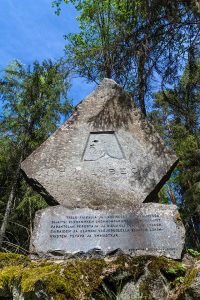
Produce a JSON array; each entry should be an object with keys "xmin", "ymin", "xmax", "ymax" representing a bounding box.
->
[{"xmin": 21, "ymin": 79, "xmax": 185, "ymax": 259}]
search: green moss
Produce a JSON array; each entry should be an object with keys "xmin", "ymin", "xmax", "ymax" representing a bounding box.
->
[
  {"xmin": 0, "ymin": 253, "xmax": 30, "ymax": 292},
  {"xmin": 170, "ymin": 266, "xmax": 200, "ymax": 299},
  {"xmin": 0, "ymin": 253, "xmax": 107, "ymax": 300},
  {"xmin": 137, "ymin": 257, "xmax": 171, "ymax": 300},
  {"xmin": 114, "ymin": 254, "xmax": 148, "ymax": 279},
  {"xmin": 176, "ymin": 212, "xmax": 182, "ymax": 222},
  {"xmin": 139, "ymin": 281, "xmax": 153, "ymax": 300},
  {"xmin": 106, "ymin": 256, "xmax": 176, "ymax": 300},
  {"xmin": 0, "ymin": 252, "xmax": 29, "ymax": 268},
  {"xmin": 182, "ymin": 267, "xmax": 200, "ymax": 287},
  {"xmin": 0, "ymin": 265, "xmax": 23, "ymax": 289},
  {"xmin": 0, "ymin": 253, "xmax": 198, "ymax": 300},
  {"xmin": 114, "ymin": 256, "xmax": 187, "ymax": 300}
]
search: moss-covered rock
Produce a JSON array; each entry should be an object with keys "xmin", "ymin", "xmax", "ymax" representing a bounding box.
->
[{"xmin": 0, "ymin": 253, "xmax": 199, "ymax": 300}]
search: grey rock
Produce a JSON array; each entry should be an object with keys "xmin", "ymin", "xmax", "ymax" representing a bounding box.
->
[
  {"xmin": 30, "ymin": 204, "xmax": 185, "ymax": 259},
  {"xmin": 118, "ymin": 271, "xmax": 169, "ymax": 300},
  {"xmin": 117, "ymin": 281, "xmax": 141, "ymax": 300},
  {"xmin": 21, "ymin": 79, "xmax": 178, "ymax": 209},
  {"xmin": 12, "ymin": 283, "xmax": 51, "ymax": 300},
  {"xmin": 184, "ymin": 269, "xmax": 200, "ymax": 300},
  {"xmin": 3, "ymin": 254, "xmax": 200, "ymax": 300},
  {"xmin": 148, "ymin": 276, "xmax": 169, "ymax": 300},
  {"xmin": 0, "ymin": 288, "xmax": 12, "ymax": 299}
]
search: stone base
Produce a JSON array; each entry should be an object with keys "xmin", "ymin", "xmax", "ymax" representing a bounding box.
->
[
  {"xmin": 1, "ymin": 252, "xmax": 200, "ymax": 300},
  {"xmin": 30, "ymin": 203, "xmax": 185, "ymax": 260}
]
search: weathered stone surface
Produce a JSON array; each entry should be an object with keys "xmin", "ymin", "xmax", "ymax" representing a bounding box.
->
[
  {"xmin": 2, "ymin": 253, "xmax": 200, "ymax": 300},
  {"xmin": 30, "ymin": 204, "xmax": 185, "ymax": 259},
  {"xmin": 117, "ymin": 281, "xmax": 142, "ymax": 300},
  {"xmin": 183, "ymin": 268, "xmax": 200, "ymax": 300},
  {"xmin": 21, "ymin": 79, "xmax": 178, "ymax": 209}
]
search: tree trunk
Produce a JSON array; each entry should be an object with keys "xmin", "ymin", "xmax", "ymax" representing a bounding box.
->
[
  {"xmin": 138, "ymin": 57, "xmax": 147, "ymax": 115},
  {"xmin": 137, "ymin": 40, "xmax": 148, "ymax": 116},
  {"xmin": 0, "ymin": 155, "xmax": 23, "ymax": 249},
  {"xmin": 29, "ymin": 197, "xmax": 33, "ymax": 237},
  {"xmin": 167, "ymin": 187, "xmax": 176, "ymax": 204}
]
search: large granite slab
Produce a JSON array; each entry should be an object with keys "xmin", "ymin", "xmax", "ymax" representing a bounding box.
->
[
  {"xmin": 31, "ymin": 204, "xmax": 185, "ymax": 259},
  {"xmin": 21, "ymin": 79, "xmax": 178, "ymax": 208}
]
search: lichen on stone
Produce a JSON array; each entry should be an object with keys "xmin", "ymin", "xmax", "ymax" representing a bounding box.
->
[
  {"xmin": 0, "ymin": 253, "xmax": 199, "ymax": 300},
  {"xmin": 0, "ymin": 253, "xmax": 107, "ymax": 300}
]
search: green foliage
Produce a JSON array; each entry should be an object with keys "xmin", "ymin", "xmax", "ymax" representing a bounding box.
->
[
  {"xmin": 165, "ymin": 263, "xmax": 186, "ymax": 276},
  {"xmin": 165, "ymin": 268, "xmax": 178, "ymax": 275},
  {"xmin": 0, "ymin": 59, "xmax": 72, "ymax": 147},
  {"xmin": 187, "ymin": 248, "xmax": 200, "ymax": 258},
  {"xmin": 53, "ymin": 0, "xmax": 199, "ymax": 115},
  {"xmin": 151, "ymin": 51, "xmax": 200, "ymax": 230},
  {"xmin": 174, "ymin": 276, "xmax": 185, "ymax": 285},
  {"xmin": 162, "ymin": 263, "xmax": 187, "ymax": 289},
  {"xmin": 0, "ymin": 59, "xmax": 72, "ymax": 252}
]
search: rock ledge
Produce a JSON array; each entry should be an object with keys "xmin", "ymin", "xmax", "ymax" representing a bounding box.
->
[{"xmin": 0, "ymin": 252, "xmax": 200, "ymax": 300}]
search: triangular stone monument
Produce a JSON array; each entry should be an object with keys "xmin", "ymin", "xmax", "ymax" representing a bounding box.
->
[
  {"xmin": 21, "ymin": 79, "xmax": 185, "ymax": 260},
  {"xmin": 21, "ymin": 79, "xmax": 178, "ymax": 209}
]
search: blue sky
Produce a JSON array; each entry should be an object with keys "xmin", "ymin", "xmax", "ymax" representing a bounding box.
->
[{"xmin": 0, "ymin": 0, "xmax": 95, "ymax": 106}]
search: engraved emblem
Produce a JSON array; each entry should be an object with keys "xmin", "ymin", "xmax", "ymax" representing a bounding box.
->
[{"xmin": 82, "ymin": 131, "xmax": 125, "ymax": 161}]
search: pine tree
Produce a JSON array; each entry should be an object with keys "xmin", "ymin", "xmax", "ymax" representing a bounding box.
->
[
  {"xmin": 150, "ymin": 49, "xmax": 200, "ymax": 247},
  {"xmin": 0, "ymin": 59, "xmax": 72, "ymax": 251},
  {"xmin": 53, "ymin": 0, "xmax": 199, "ymax": 116}
]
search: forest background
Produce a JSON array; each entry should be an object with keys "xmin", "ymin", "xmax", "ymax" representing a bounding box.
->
[{"xmin": 0, "ymin": 0, "xmax": 199, "ymax": 254}]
